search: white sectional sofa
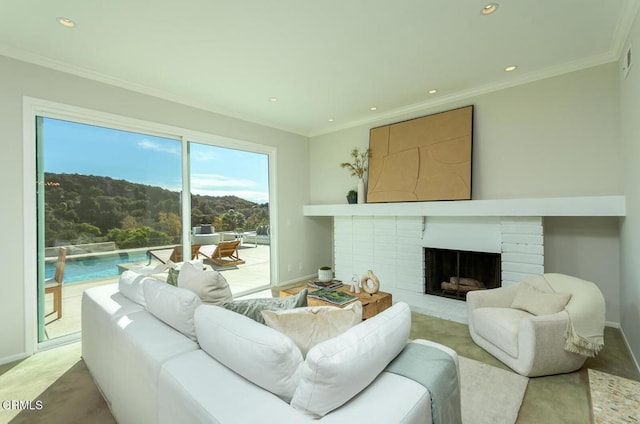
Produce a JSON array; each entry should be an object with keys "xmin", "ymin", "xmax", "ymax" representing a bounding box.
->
[{"xmin": 82, "ymin": 274, "xmax": 460, "ymax": 424}]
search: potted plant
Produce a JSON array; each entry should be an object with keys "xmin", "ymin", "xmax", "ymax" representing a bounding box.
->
[
  {"xmin": 340, "ymin": 147, "xmax": 371, "ymax": 204},
  {"xmin": 318, "ymin": 266, "xmax": 333, "ymax": 282}
]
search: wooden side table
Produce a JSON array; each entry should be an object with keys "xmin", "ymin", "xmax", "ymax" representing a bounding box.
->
[{"xmin": 280, "ymin": 285, "xmax": 392, "ymax": 320}]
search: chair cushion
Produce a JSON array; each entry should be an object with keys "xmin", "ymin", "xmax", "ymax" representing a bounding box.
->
[
  {"xmin": 194, "ymin": 305, "xmax": 303, "ymax": 402},
  {"xmin": 511, "ymin": 283, "xmax": 572, "ymax": 316},
  {"xmin": 290, "ymin": 302, "xmax": 411, "ymax": 418},
  {"xmin": 261, "ymin": 301, "xmax": 362, "ymax": 357},
  {"xmin": 178, "ymin": 262, "xmax": 233, "ymax": 305},
  {"xmin": 143, "ymin": 278, "xmax": 202, "ymax": 341},
  {"xmin": 472, "ymin": 307, "xmax": 533, "ymax": 358},
  {"xmin": 222, "ymin": 289, "xmax": 308, "ymax": 324}
]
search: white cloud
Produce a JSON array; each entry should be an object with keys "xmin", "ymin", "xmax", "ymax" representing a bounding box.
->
[
  {"xmin": 138, "ymin": 139, "xmax": 180, "ymax": 155},
  {"xmin": 190, "ymin": 173, "xmax": 268, "ymax": 203},
  {"xmin": 141, "ymin": 173, "xmax": 269, "ymax": 204},
  {"xmin": 190, "ymin": 173, "xmax": 256, "ymax": 189},
  {"xmin": 191, "ymin": 150, "xmax": 217, "ymax": 162}
]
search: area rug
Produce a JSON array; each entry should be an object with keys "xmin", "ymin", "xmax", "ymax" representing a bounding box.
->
[
  {"xmin": 459, "ymin": 356, "xmax": 528, "ymax": 424},
  {"xmin": 589, "ymin": 368, "xmax": 640, "ymax": 424}
]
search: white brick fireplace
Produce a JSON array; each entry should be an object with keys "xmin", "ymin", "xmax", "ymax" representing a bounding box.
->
[
  {"xmin": 304, "ymin": 196, "xmax": 625, "ymax": 323},
  {"xmin": 333, "ymin": 215, "xmax": 544, "ymax": 322}
]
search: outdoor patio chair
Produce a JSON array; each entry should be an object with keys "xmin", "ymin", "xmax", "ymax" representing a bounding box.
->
[
  {"xmin": 199, "ymin": 240, "xmax": 246, "ymax": 267},
  {"xmin": 45, "ymin": 246, "xmax": 67, "ymax": 320},
  {"xmin": 147, "ymin": 244, "xmax": 202, "ymax": 264}
]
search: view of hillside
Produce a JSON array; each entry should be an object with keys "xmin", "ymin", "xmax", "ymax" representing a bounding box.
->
[{"xmin": 44, "ymin": 172, "xmax": 269, "ymax": 248}]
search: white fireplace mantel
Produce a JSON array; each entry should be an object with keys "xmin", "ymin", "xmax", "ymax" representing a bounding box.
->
[{"xmin": 304, "ymin": 195, "xmax": 626, "ymax": 217}]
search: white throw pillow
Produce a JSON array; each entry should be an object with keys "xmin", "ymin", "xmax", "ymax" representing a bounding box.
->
[
  {"xmin": 177, "ymin": 262, "xmax": 232, "ymax": 305},
  {"xmin": 143, "ymin": 278, "xmax": 202, "ymax": 341},
  {"xmin": 119, "ymin": 270, "xmax": 152, "ymax": 306},
  {"xmin": 261, "ymin": 302, "xmax": 362, "ymax": 357},
  {"xmin": 290, "ymin": 302, "xmax": 411, "ymax": 417},
  {"xmin": 511, "ymin": 283, "xmax": 572, "ymax": 316},
  {"xmin": 195, "ymin": 305, "xmax": 303, "ymax": 402}
]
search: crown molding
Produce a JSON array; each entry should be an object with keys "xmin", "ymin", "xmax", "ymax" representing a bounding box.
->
[
  {"xmin": 308, "ymin": 51, "xmax": 619, "ymax": 138},
  {"xmin": 0, "ymin": 44, "xmax": 308, "ymax": 137},
  {"xmin": 611, "ymin": 0, "xmax": 640, "ymax": 58}
]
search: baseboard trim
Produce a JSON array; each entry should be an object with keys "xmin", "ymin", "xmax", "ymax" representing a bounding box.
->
[
  {"xmin": 277, "ymin": 274, "xmax": 317, "ymax": 288},
  {"xmin": 0, "ymin": 351, "xmax": 29, "ymax": 366},
  {"xmin": 620, "ymin": 326, "xmax": 640, "ymax": 375}
]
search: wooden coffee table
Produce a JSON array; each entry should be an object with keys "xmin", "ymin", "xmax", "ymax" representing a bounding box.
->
[{"xmin": 280, "ymin": 284, "xmax": 392, "ymax": 320}]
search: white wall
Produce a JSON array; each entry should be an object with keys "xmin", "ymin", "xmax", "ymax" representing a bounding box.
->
[
  {"xmin": 544, "ymin": 217, "xmax": 621, "ymax": 324},
  {"xmin": 309, "ymin": 63, "xmax": 625, "ymax": 337},
  {"xmin": 310, "ymin": 63, "xmax": 622, "ymax": 203},
  {"xmin": 0, "ymin": 55, "xmax": 323, "ymax": 363},
  {"xmin": 620, "ymin": 11, "xmax": 640, "ymax": 368}
]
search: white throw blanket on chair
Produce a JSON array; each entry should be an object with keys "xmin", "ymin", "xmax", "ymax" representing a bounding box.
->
[{"xmin": 541, "ymin": 273, "xmax": 605, "ymax": 357}]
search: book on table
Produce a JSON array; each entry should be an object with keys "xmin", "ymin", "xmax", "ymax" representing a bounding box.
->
[
  {"xmin": 308, "ymin": 288, "xmax": 357, "ymax": 306},
  {"xmin": 307, "ymin": 280, "xmax": 343, "ymax": 290}
]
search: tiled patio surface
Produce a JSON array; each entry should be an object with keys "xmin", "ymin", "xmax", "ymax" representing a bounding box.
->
[{"xmin": 43, "ymin": 244, "xmax": 271, "ymax": 341}]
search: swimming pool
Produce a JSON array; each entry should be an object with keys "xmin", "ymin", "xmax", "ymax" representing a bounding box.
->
[{"xmin": 45, "ymin": 250, "xmax": 150, "ymax": 283}]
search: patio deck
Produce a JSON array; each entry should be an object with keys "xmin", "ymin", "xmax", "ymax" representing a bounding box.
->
[{"xmin": 43, "ymin": 244, "xmax": 272, "ymax": 341}]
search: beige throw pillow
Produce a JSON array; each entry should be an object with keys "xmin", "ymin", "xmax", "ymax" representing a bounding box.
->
[
  {"xmin": 177, "ymin": 262, "xmax": 233, "ymax": 305},
  {"xmin": 261, "ymin": 302, "xmax": 363, "ymax": 357},
  {"xmin": 511, "ymin": 283, "xmax": 572, "ymax": 316}
]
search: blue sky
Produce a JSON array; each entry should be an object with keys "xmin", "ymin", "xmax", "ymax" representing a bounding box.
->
[{"xmin": 42, "ymin": 118, "xmax": 269, "ymax": 204}]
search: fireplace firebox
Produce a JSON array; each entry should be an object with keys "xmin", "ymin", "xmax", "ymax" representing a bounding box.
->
[{"xmin": 424, "ymin": 248, "xmax": 501, "ymax": 300}]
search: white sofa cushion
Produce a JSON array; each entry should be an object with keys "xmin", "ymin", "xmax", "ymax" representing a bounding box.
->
[
  {"xmin": 472, "ymin": 307, "xmax": 533, "ymax": 358},
  {"xmin": 157, "ymin": 350, "xmax": 432, "ymax": 424},
  {"xmin": 261, "ymin": 302, "xmax": 362, "ymax": 357},
  {"xmin": 194, "ymin": 305, "xmax": 303, "ymax": 402},
  {"xmin": 81, "ymin": 283, "xmax": 145, "ymax": 402},
  {"xmin": 511, "ymin": 283, "xmax": 572, "ymax": 316},
  {"xmin": 143, "ymin": 278, "xmax": 202, "ymax": 342},
  {"xmin": 290, "ymin": 302, "xmax": 411, "ymax": 417},
  {"xmin": 178, "ymin": 262, "xmax": 233, "ymax": 305},
  {"xmin": 111, "ymin": 310, "xmax": 199, "ymax": 424},
  {"xmin": 119, "ymin": 270, "xmax": 154, "ymax": 306}
]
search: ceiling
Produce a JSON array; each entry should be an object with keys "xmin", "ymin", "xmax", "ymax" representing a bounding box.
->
[{"xmin": 0, "ymin": 0, "xmax": 638, "ymax": 136}]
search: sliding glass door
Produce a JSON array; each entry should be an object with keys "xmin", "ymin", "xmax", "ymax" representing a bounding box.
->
[
  {"xmin": 189, "ymin": 142, "xmax": 271, "ymax": 294},
  {"xmin": 36, "ymin": 117, "xmax": 182, "ymax": 342},
  {"xmin": 35, "ymin": 114, "xmax": 273, "ymax": 344}
]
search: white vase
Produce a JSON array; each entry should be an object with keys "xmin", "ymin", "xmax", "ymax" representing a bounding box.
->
[
  {"xmin": 357, "ymin": 178, "xmax": 365, "ymax": 204},
  {"xmin": 318, "ymin": 268, "xmax": 333, "ymax": 282}
]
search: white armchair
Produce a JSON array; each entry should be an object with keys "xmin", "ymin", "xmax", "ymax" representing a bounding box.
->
[{"xmin": 467, "ymin": 273, "xmax": 605, "ymax": 377}]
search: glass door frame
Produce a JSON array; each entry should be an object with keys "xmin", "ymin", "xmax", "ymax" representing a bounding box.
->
[{"xmin": 23, "ymin": 97, "xmax": 278, "ymax": 353}]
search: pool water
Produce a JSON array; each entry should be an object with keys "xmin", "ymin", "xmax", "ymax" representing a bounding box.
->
[{"xmin": 45, "ymin": 251, "xmax": 149, "ymax": 283}]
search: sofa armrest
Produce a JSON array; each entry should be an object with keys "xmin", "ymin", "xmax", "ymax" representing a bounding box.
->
[
  {"xmin": 411, "ymin": 339, "xmax": 460, "ymax": 389},
  {"xmin": 467, "ymin": 283, "xmax": 521, "ymax": 311}
]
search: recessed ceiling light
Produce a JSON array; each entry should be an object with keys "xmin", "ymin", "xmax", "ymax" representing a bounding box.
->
[
  {"xmin": 481, "ymin": 3, "xmax": 499, "ymax": 15},
  {"xmin": 428, "ymin": 89, "xmax": 438, "ymax": 94},
  {"xmin": 57, "ymin": 17, "xmax": 76, "ymax": 28},
  {"xmin": 269, "ymin": 97, "xmax": 278, "ymax": 102},
  {"xmin": 369, "ymin": 106, "xmax": 377, "ymax": 111},
  {"xmin": 328, "ymin": 118, "xmax": 334, "ymax": 122},
  {"xmin": 504, "ymin": 65, "xmax": 518, "ymax": 72}
]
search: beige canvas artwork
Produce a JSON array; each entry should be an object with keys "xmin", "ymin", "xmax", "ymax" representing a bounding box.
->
[{"xmin": 367, "ymin": 105, "xmax": 473, "ymax": 203}]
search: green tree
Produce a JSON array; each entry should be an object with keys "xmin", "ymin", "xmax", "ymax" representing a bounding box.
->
[
  {"xmin": 157, "ymin": 212, "xmax": 181, "ymax": 239},
  {"xmin": 220, "ymin": 209, "xmax": 246, "ymax": 231},
  {"xmin": 106, "ymin": 227, "xmax": 172, "ymax": 248}
]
